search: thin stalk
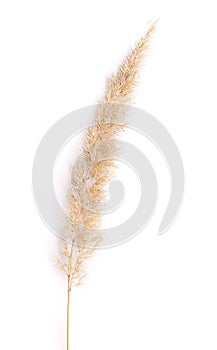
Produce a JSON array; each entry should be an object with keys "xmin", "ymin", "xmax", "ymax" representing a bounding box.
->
[{"xmin": 67, "ymin": 276, "xmax": 71, "ymax": 350}]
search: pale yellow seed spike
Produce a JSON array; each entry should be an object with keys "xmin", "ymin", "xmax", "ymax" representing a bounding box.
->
[{"xmin": 56, "ymin": 22, "xmax": 158, "ymax": 350}]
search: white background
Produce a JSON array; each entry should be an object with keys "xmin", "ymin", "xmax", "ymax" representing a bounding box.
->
[{"xmin": 0, "ymin": 0, "xmax": 217, "ymax": 349}]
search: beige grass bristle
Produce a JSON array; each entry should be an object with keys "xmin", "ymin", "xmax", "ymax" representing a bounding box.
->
[{"xmin": 55, "ymin": 21, "xmax": 158, "ymax": 350}]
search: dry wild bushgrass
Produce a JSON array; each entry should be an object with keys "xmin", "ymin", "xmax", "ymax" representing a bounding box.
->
[{"xmin": 56, "ymin": 21, "xmax": 157, "ymax": 350}]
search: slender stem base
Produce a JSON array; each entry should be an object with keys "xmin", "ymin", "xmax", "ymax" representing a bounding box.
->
[{"xmin": 67, "ymin": 276, "xmax": 71, "ymax": 350}]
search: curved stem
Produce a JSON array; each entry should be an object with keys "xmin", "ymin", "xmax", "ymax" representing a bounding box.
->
[{"xmin": 67, "ymin": 276, "xmax": 71, "ymax": 350}]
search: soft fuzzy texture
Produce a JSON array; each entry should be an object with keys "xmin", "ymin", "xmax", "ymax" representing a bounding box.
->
[{"xmin": 56, "ymin": 21, "xmax": 157, "ymax": 290}]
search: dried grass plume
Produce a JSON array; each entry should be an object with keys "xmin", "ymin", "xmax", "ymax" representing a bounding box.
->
[{"xmin": 56, "ymin": 21, "xmax": 158, "ymax": 350}]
